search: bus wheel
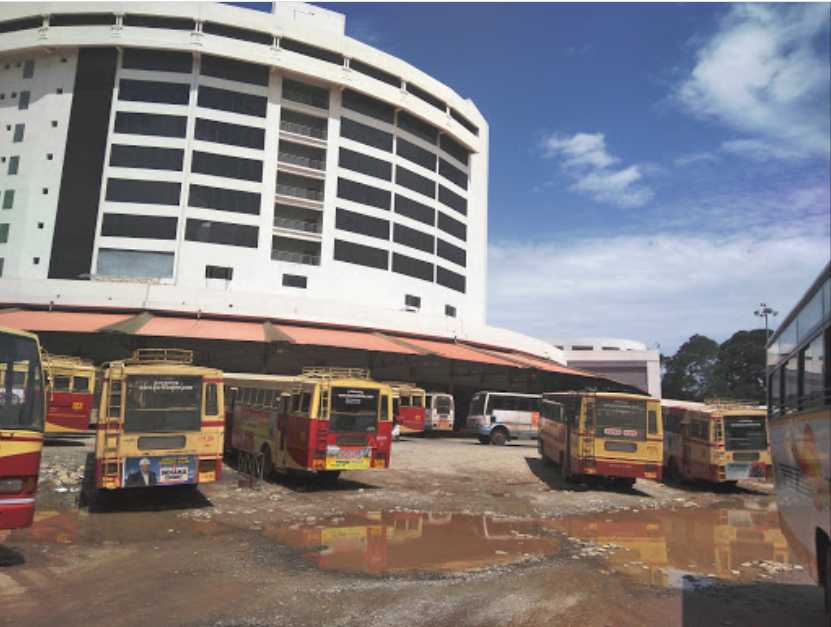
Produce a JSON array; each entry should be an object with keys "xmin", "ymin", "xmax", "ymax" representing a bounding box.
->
[
  {"xmin": 616, "ymin": 477, "xmax": 636, "ymax": 489},
  {"xmin": 490, "ymin": 428, "xmax": 508, "ymax": 446},
  {"xmin": 260, "ymin": 445, "xmax": 274, "ymax": 480},
  {"xmin": 666, "ymin": 458, "xmax": 679, "ymax": 483},
  {"xmin": 478, "ymin": 435, "xmax": 490, "ymax": 445},
  {"xmin": 318, "ymin": 470, "xmax": 341, "ymax": 484},
  {"xmin": 823, "ymin": 537, "xmax": 830, "ymax": 613},
  {"xmin": 560, "ymin": 455, "xmax": 572, "ymax": 482}
]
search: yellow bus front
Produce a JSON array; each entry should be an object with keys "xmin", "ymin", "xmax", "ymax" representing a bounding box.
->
[{"xmin": 96, "ymin": 365, "xmax": 224, "ymax": 489}]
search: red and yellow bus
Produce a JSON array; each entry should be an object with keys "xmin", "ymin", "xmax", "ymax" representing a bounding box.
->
[
  {"xmin": 663, "ymin": 401, "xmax": 771, "ymax": 484},
  {"xmin": 386, "ymin": 382, "xmax": 426, "ymax": 434},
  {"xmin": 225, "ymin": 368, "xmax": 393, "ymax": 482},
  {"xmin": 766, "ymin": 262, "xmax": 830, "ymax": 610},
  {"xmin": 43, "ymin": 354, "xmax": 96, "ymax": 435},
  {"xmin": 539, "ymin": 391, "xmax": 663, "ymax": 487},
  {"xmin": 0, "ymin": 327, "xmax": 46, "ymax": 530},
  {"xmin": 95, "ymin": 348, "xmax": 224, "ymax": 490}
]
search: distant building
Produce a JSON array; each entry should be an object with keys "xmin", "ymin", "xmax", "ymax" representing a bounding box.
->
[{"xmin": 550, "ymin": 337, "xmax": 662, "ymax": 398}]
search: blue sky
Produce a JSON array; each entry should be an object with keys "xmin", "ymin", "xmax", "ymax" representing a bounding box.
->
[{"xmin": 247, "ymin": 3, "xmax": 830, "ymax": 353}]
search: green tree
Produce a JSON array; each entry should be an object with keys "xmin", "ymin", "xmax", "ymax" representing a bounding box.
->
[
  {"xmin": 712, "ymin": 329, "xmax": 768, "ymax": 403},
  {"xmin": 662, "ymin": 334, "xmax": 719, "ymax": 400}
]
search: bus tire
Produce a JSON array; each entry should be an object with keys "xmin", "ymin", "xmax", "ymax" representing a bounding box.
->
[
  {"xmin": 822, "ymin": 535, "xmax": 830, "ymax": 614},
  {"xmin": 490, "ymin": 428, "xmax": 508, "ymax": 446},
  {"xmin": 560, "ymin": 454, "xmax": 572, "ymax": 482},
  {"xmin": 318, "ymin": 470, "xmax": 341, "ymax": 484},
  {"xmin": 260, "ymin": 445, "xmax": 274, "ymax": 479},
  {"xmin": 666, "ymin": 458, "xmax": 680, "ymax": 483},
  {"xmin": 478, "ymin": 435, "xmax": 490, "ymax": 445}
]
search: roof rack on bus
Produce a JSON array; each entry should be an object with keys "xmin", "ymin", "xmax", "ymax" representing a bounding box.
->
[
  {"xmin": 41, "ymin": 352, "xmax": 93, "ymax": 367},
  {"xmin": 702, "ymin": 398, "xmax": 764, "ymax": 410},
  {"xmin": 126, "ymin": 348, "xmax": 194, "ymax": 365},
  {"xmin": 301, "ymin": 367, "xmax": 371, "ymax": 379}
]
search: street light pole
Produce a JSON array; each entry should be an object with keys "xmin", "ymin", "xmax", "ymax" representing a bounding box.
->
[{"xmin": 754, "ymin": 303, "xmax": 778, "ymax": 338}]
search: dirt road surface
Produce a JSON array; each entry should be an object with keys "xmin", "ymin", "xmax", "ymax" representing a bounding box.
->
[{"xmin": 1, "ymin": 435, "xmax": 826, "ymax": 627}]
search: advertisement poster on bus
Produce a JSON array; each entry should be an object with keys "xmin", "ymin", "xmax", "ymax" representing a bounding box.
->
[{"xmin": 123, "ymin": 455, "xmax": 196, "ymax": 487}]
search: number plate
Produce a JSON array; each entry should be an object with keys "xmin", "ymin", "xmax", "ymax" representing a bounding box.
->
[
  {"xmin": 725, "ymin": 462, "xmax": 751, "ymax": 480},
  {"xmin": 326, "ymin": 446, "xmax": 371, "ymax": 470}
]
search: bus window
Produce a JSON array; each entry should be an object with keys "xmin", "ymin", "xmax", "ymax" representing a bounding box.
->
[
  {"xmin": 53, "ymin": 375, "xmax": 71, "ymax": 391},
  {"xmin": 769, "ymin": 369, "xmax": 781, "ymax": 415},
  {"xmin": 802, "ymin": 334, "xmax": 825, "ymax": 405},
  {"xmin": 400, "ymin": 395, "xmax": 412, "ymax": 406},
  {"xmin": 255, "ymin": 388, "xmax": 265, "ymax": 407},
  {"xmin": 205, "ymin": 383, "xmax": 218, "ymax": 416},
  {"xmin": 784, "ymin": 357, "xmax": 799, "ymax": 413},
  {"xmin": 72, "ymin": 376, "xmax": 90, "ymax": 393},
  {"xmin": 280, "ymin": 394, "xmax": 290, "ymax": 414},
  {"xmin": 412, "ymin": 395, "xmax": 424, "ymax": 408},
  {"xmin": 381, "ymin": 394, "xmax": 390, "ymax": 421},
  {"xmin": 648, "ymin": 410, "xmax": 657, "ymax": 434},
  {"xmin": 292, "ymin": 392, "xmax": 302, "ymax": 413},
  {"xmin": 470, "ymin": 394, "xmax": 486, "ymax": 416},
  {"xmin": 300, "ymin": 392, "xmax": 312, "ymax": 414}
]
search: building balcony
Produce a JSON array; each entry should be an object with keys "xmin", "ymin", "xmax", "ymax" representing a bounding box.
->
[
  {"xmin": 274, "ymin": 216, "xmax": 322, "ymax": 234},
  {"xmin": 278, "ymin": 151, "xmax": 325, "ymax": 171},
  {"xmin": 271, "ymin": 250, "xmax": 321, "ymax": 266},
  {"xmin": 279, "ymin": 119, "xmax": 327, "ymax": 141}
]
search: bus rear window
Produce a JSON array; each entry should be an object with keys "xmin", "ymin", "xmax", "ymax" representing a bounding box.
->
[
  {"xmin": 72, "ymin": 376, "xmax": 90, "ymax": 393},
  {"xmin": 435, "ymin": 396, "xmax": 452, "ymax": 413},
  {"xmin": 124, "ymin": 375, "xmax": 202, "ymax": 433},
  {"xmin": 53, "ymin": 375, "xmax": 71, "ymax": 391},
  {"xmin": 724, "ymin": 415, "xmax": 767, "ymax": 451},
  {"xmin": 595, "ymin": 398, "xmax": 646, "ymax": 440},
  {"xmin": 330, "ymin": 387, "xmax": 379, "ymax": 433}
]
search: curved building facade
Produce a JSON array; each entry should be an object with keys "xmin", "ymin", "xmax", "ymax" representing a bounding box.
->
[{"xmin": 0, "ymin": 2, "xmax": 500, "ymax": 345}]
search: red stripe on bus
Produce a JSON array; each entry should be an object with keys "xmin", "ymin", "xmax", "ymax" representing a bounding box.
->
[
  {"xmin": 0, "ymin": 450, "xmax": 42, "ymax": 475},
  {"xmin": 201, "ymin": 420, "xmax": 224, "ymax": 428},
  {"xmin": 0, "ymin": 434, "xmax": 43, "ymax": 443}
]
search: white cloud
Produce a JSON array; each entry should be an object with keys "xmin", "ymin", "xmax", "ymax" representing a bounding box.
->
[
  {"xmin": 677, "ymin": 4, "xmax": 831, "ymax": 160},
  {"xmin": 488, "ymin": 227, "xmax": 829, "ymax": 354},
  {"xmin": 541, "ymin": 132, "xmax": 654, "ymax": 208},
  {"xmin": 674, "ymin": 151, "xmax": 721, "ymax": 167}
]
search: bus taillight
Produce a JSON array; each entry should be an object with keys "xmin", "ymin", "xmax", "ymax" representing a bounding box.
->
[{"xmin": 0, "ymin": 476, "xmax": 37, "ymax": 495}]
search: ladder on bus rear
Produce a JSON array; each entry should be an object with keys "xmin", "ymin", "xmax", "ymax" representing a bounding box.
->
[
  {"xmin": 99, "ymin": 364, "xmax": 124, "ymax": 489},
  {"xmin": 581, "ymin": 399, "xmax": 597, "ymax": 466}
]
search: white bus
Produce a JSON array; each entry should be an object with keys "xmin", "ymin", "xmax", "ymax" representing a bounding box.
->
[
  {"xmin": 466, "ymin": 391, "xmax": 541, "ymax": 445},
  {"xmin": 766, "ymin": 262, "xmax": 830, "ymax": 611},
  {"xmin": 425, "ymin": 392, "xmax": 454, "ymax": 433}
]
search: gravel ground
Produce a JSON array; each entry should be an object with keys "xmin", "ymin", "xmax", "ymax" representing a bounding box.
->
[{"xmin": 0, "ymin": 434, "xmax": 826, "ymax": 627}]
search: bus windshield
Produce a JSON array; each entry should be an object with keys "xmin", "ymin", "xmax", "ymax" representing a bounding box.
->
[
  {"xmin": 435, "ymin": 396, "xmax": 452, "ymax": 413},
  {"xmin": 595, "ymin": 398, "xmax": 646, "ymax": 440},
  {"xmin": 0, "ymin": 334, "xmax": 44, "ymax": 431},
  {"xmin": 724, "ymin": 415, "xmax": 768, "ymax": 451},
  {"xmin": 330, "ymin": 387, "xmax": 379, "ymax": 433},
  {"xmin": 124, "ymin": 374, "xmax": 202, "ymax": 433}
]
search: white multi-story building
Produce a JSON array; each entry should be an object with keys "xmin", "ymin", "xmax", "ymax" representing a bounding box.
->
[{"xmin": 0, "ymin": 2, "xmax": 526, "ymax": 346}]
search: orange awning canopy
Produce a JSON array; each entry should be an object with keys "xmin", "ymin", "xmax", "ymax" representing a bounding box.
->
[
  {"xmin": 0, "ymin": 310, "xmax": 132, "ymax": 333},
  {"xmin": 136, "ymin": 317, "xmax": 266, "ymax": 343},
  {"xmin": 491, "ymin": 350, "xmax": 596, "ymax": 377},
  {"xmin": 276, "ymin": 325, "xmax": 421, "ymax": 354},
  {"xmin": 395, "ymin": 337, "xmax": 521, "ymax": 367}
]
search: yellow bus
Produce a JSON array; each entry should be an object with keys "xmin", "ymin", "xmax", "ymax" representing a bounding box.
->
[
  {"xmin": 224, "ymin": 368, "xmax": 393, "ymax": 482},
  {"xmin": 1, "ymin": 327, "xmax": 46, "ymax": 529},
  {"xmin": 766, "ymin": 262, "xmax": 830, "ymax": 609},
  {"xmin": 95, "ymin": 349, "xmax": 224, "ymax": 490},
  {"xmin": 42, "ymin": 354, "xmax": 96, "ymax": 435},
  {"xmin": 662, "ymin": 401, "xmax": 771, "ymax": 484},
  {"xmin": 539, "ymin": 391, "xmax": 663, "ymax": 487}
]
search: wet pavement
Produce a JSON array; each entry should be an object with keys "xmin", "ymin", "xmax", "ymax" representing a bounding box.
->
[{"xmin": 0, "ymin": 437, "xmax": 827, "ymax": 626}]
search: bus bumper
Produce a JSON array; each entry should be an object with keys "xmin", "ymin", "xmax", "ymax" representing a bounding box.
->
[
  {"xmin": 588, "ymin": 460, "xmax": 662, "ymax": 481},
  {"xmin": 0, "ymin": 499, "xmax": 36, "ymax": 530}
]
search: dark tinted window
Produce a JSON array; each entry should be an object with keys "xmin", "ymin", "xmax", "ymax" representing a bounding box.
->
[
  {"xmin": 51, "ymin": 13, "xmax": 115, "ymax": 27},
  {"xmin": 114, "ymin": 111, "xmax": 187, "ymax": 138},
  {"xmin": 118, "ymin": 79, "xmax": 189, "ymax": 104},
  {"xmin": 439, "ymin": 158, "xmax": 467, "ymax": 189},
  {"xmin": 397, "ymin": 138, "xmax": 436, "ymax": 171},
  {"xmin": 206, "ymin": 265, "xmax": 233, "ymax": 280},
  {"xmin": 282, "ymin": 78, "xmax": 329, "ymax": 110},
  {"xmin": 281, "ymin": 108, "xmax": 327, "ymax": 139},
  {"xmin": 195, "ymin": 118, "xmax": 265, "ymax": 149},
  {"xmin": 334, "ymin": 239, "xmax": 389, "ymax": 270},
  {"xmin": 439, "ymin": 185, "xmax": 467, "ymax": 215},
  {"xmin": 281, "ymin": 38, "xmax": 343, "ymax": 65},
  {"xmin": 0, "ymin": 17, "xmax": 41, "ymax": 34},
  {"xmin": 109, "ymin": 144, "xmax": 184, "ymax": 170},
  {"xmin": 450, "ymin": 108, "xmax": 479, "ymax": 136},
  {"xmin": 405, "ymin": 294, "xmax": 421, "ymax": 308},
  {"xmin": 445, "ymin": 305, "xmax": 456, "ymax": 317},
  {"xmin": 191, "ymin": 151, "xmax": 263, "ymax": 182},
  {"xmin": 396, "ymin": 166, "xmax": 435, "ymax": 198},
  {"xmin": 106, "ymin": 178, "xmax": 180, "ymax": 205},
  {"xmin": 405, "ymin": 82, "xmax": 446, "ymax": 112},
  {"xmin": 339, "ymin": 148, "xmax": 392, "ymax": 181},
  {"xmin": 340, "ymin": 117, "xmax": 392, "ymax": 152},
  {"xmin": 397, "ymin": 111, "xmax": 438, "ymax": 144},
  {"xmin": 185, "ymin": 219, "xmax": 258, "ymax": 248},
  {"xmin": 392, "ymin": 252, "xmax": 433, "ymax": 282},
  {"xmin": 393, "ymin": 223, "xmax": 434, "ymax": 254},
  {"xmin": 198, "ymin": 85, "xmax": 267, "ymax": 117},
  {"xmin": 188, "ymin": 185, "xmax": 260, "ymax": 215},
  {"xmin": 437, "ymin": 266, "xmax": 465, "ymax": 293},
  {"xmin": 122, "ymin": 48, "xmax": 192, "ymax": 73},
  {"xmin": 201, "ymin": 54, "xmax": 269, "ymax": 86},
  {"xmin": 123, "ymin": 15, "xmax": 194, "ymax": 30},
  {"xmin": 203, "ymin": 22, "xmax": 272, "ymax": 45},
  {"xmin": 440, "ymin": 134, "xmax": 470, "ymax": 165},
  {"xmin": 282, "ymin": 274, "xmax": 307, "ymax": 288},
  {"xmin": 336, "ymin": 208, "xmax": 390, "ymax": 241},
  {"xmin": 101, "ymin": 213, "xmax": 178, "ymax": 239},
  {"xmin": 337, "ymin": 178, "xmax": 391, "ymax": 210},
  {"xmin": 350, "ymin": 59, "xmax": 400, "ymax": 87},
  {"xmin": 438, "ymin": 212, "xmax": 466, "ymax": 240},
  {"xmin": 394, "ymin": 194, "xmax": 434, "ymax": 227},
  {"xmin": 342, "ymin": 89, "xmax": 394, "ymax": 124},
  {"xmin": 437, "ymin": 238, "xmax": 466, "ymax": 266},
  {"xmin": 18, "ymin": 91, "xmax": 30, "ymax": 110}
]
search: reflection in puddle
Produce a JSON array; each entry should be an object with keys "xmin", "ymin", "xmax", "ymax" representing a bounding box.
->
[{"xmin": 266, "ymin": 511, "xmax": 563, "ymax": 574}]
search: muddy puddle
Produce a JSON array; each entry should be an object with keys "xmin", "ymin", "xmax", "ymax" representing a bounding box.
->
[{"xmin": 265, "ymin": 498, "xmax": 793, "ymax": 584}]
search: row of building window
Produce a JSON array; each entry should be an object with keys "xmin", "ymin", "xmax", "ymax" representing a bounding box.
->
[
  {"xmin": 0, "ymin": 18, "xmax": 480, "ymax": 136},
  {"xmin": 100, "ymin": 213, "xmax": 260, "ymax": 248},
  {"xmin": 104, "ymin": 178, "xmax": 262, "ymax": 215},
  {"xmin": 333, "ymin": 238, "xmax": 466, "ymax": 293}
]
